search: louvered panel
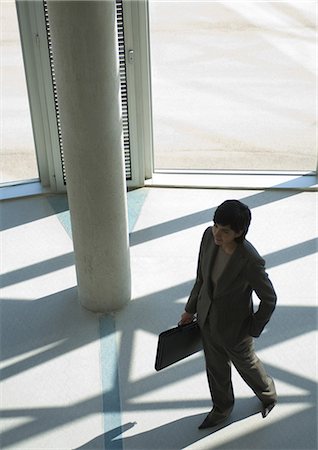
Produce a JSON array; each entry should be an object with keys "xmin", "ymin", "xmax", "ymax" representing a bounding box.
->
[
  {"xmin": 43, "ymin": 0, "xmax": 66, "ymax": 184},
  {"xmin": 116, "ymin": 0, "xmax": 132, "ymax": 180}
]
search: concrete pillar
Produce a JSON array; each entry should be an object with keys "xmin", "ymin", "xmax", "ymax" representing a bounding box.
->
[{"xmin": 47, "ymin": 1, "xmax": 131, "ymax": 312}]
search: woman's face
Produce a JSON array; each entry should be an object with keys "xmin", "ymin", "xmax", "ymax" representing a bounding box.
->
[{"xmin": 212, "ymin": 223, "xmax": 242, "ymax": 247}]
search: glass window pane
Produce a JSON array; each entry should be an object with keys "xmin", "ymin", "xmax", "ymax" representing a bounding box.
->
[
  {"xmin": 1, "ymin": 0, "xmax": 39, "ymax": 184},
  {"xmin": 149, "ymin": 1, "xmax": 317, "ymax": 172}
]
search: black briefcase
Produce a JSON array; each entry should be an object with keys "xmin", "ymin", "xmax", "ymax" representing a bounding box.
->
[{"xmin": 155, "ymin": 321, "xmax": 203, "ymax": 371}]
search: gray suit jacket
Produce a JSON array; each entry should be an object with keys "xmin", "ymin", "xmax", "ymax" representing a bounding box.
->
[{"xmin": 185, "ymin": 227, "xmax": 277, "ymax": 345}]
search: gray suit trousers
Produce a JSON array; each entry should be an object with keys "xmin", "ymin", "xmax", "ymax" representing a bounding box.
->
[{"xmin": 201, "ymin": 315, "xmax": 277, "ymax": 414}]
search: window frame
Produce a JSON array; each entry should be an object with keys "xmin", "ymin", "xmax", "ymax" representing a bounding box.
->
[
  {"xmin": 122, "ymin": 0, "xmax": 154, "ymax": 185},
  {"xmin": 16, "ymin": 0, "xmax": 66, "ymax": 192},
  {"xmin": 142, "ymin": 0, "xmax": 317, "ymax": 179},
  {"xmin": 14, "ymin": 0, "xmax": 317, "ymax": 195}
]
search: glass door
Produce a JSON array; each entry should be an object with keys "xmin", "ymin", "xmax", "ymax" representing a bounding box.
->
[{"xmin": 148, "ymin": 1, "xmax": 317, "ymax": 172}]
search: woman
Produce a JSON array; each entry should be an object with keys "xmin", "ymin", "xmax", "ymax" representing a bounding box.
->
[{"xmin": 180, "ymin": 200, "xmax": 277, "ymax": 429}]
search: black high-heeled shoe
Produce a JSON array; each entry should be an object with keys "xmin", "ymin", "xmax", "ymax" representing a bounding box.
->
[
  {"xmin": 261, "ymin": 400, "xmax": 277, "ymax": 418},
  {"xmin": 198, "ymin": 408, "xmax": 230, "ymax": 429}
]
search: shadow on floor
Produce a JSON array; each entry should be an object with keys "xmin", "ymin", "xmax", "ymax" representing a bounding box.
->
[
  {"xmin": 77, "ymin": 398, "xmax": 316, "ymax": 450},
  {"xmin": 77, "ymin": 397, "xmax": 260, "ymax": 450}
]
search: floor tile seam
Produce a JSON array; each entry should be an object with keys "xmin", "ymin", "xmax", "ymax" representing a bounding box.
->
[{"xmin": 99, "ymin": 188, "xmax": 149, "ymax": 450}]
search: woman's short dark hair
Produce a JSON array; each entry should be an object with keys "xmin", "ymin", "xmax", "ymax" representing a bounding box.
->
[{"xmin": 213, "ymin": 200, "xmax": 251, "ymax": 243}]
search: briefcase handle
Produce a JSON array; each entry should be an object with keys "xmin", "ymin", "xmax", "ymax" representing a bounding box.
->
[{"xmin": 177, "ymin": 317, "xmax": 198, "ymax": 328}]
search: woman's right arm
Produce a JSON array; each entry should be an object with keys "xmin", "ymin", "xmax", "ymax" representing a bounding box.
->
[{"xmin": 180, "ymin": 228, "xmax": 208, "ymax": 323}]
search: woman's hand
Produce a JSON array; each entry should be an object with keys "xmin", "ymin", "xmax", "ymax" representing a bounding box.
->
[{"xmin": 179, "ymin": 311, "xmax": 194, "ymax": 326}]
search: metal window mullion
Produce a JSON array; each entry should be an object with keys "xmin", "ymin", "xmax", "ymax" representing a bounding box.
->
[{"xmin": 16, "ymin": 0, "xmax": 66, "ymax": 191}]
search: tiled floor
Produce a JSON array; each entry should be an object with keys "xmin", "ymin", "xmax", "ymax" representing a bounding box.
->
[{"xmin": 1, "ymin": 187, "xmax": 317, "ymax": 449}]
